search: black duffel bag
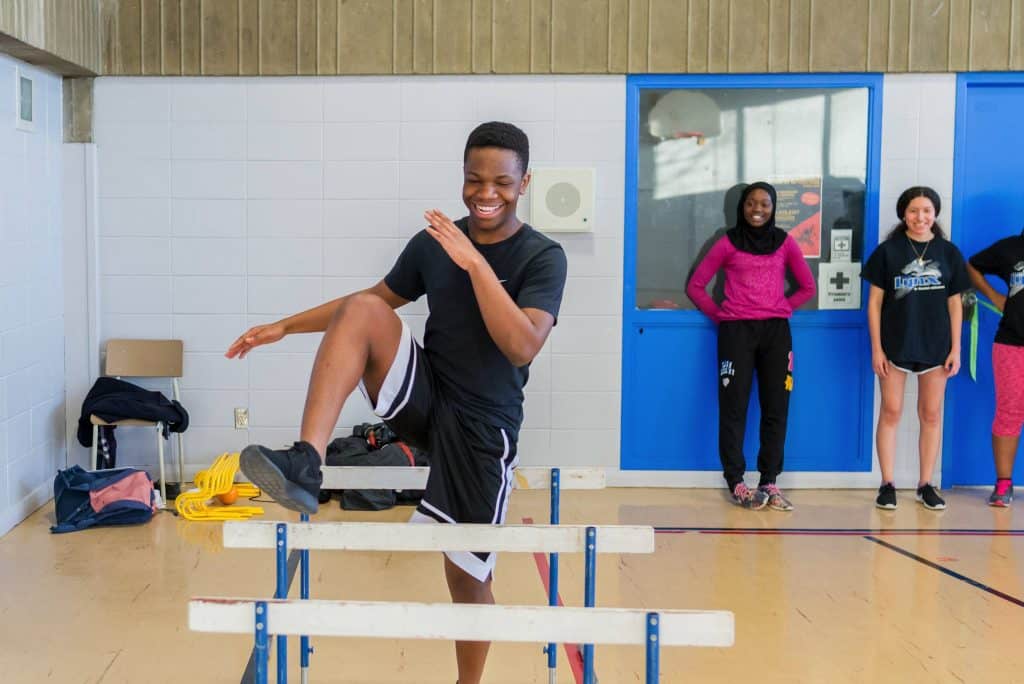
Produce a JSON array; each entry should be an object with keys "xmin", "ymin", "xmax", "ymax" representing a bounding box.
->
[{"xmin": 324, "ymin": 430, "xmax": 429, "ymax": 511}]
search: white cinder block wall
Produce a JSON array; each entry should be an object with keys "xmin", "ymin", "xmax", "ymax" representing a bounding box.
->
[
  {"xmin": 875, "ymin": 73, "xmax": 957, "ymax": 488},
  {"xmin": 89, "ymin": 76, "xmax": 625, "ymax": 474},
  {"xmin": 86, "ymin": 73, "xmax": 959, "ymax": 486},
  {"xmin": 0, "ymin": 54, "xmax": 65, "ymax": 535}
]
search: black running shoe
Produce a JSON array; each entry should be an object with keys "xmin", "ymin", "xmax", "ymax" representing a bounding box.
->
[
  {"xmin": 916, "ymin": 483, "xmax": 946, "ymax": 511},
  {"xmin": 875, "ymin": 482, "xmax": 897, "ymax": 510},
  {"xmin": 240, "ymin": 441, "xmax": 323, "ymax": 515}
]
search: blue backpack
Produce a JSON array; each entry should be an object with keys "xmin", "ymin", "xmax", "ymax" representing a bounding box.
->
[{"xmin": 51, "ymin": 465, "xmax": 157, "ymax": 534}]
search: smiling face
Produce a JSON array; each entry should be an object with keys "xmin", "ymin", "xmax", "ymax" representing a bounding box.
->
[
  {"xmin": 462, "ymin": 146, "xmax": 530, "ymax": 242},
  {"xmin": 903, "ymin": 196, "xmax": 936, "ymax": 239},
  {"xmin": 742, "ymin": 188, "xmax": 774, "ymax": 228}
]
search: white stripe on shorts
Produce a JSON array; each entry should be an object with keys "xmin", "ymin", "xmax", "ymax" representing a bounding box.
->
[
  {"xmin": 410, "ymin": 509, "xmax": 497, "ymax": 582},
  {"xmin": 358, "ymin": 320, "xmax": 416, "ymax": 418},
  {"xmin": 491, "ymin": 428, "xmax": 516, "ymax": 525},
  {"xmin": 889, "ymin": 362, "xmax": 942, "ymax": 376}
]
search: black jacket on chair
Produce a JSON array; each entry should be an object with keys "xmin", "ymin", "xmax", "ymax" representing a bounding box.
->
[{"xmin": 77, "ymin": 377, "xmax": 190, "ymax": 447}]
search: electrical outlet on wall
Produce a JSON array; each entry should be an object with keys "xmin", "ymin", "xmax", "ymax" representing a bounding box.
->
[{"xmin": 234, "ymin": 408, "xmax": 249, "ymax": 429}]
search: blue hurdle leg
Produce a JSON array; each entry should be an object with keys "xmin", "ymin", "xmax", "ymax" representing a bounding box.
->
[
  {"xmin": 255, "ymin": 602, "xmax": 269, "ymax": 684},
  {"xmin": 645, "ymin": 613, "xmax": 660, "ymax": 684},
  {"xmin": 583, "ymin": 525, "xmax": 596, "ymax": 684},
  {"xmin": 545, "ymin": 467, "xmax": 561, "ymax": 684},
  {"xmin": 275, "ymin": 523, "xmax": 288, "ymax": 684},
  {"xmin": 300, "ymin": 512, "xmax": 311, "ymax": 684}
]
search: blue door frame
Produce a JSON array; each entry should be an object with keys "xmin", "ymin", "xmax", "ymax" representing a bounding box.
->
[
  {"xmin": 942, "ymin": 72, "xmax": 1024, "ymax": 486},
  {"xmin": 621, "ymin": 73, "xmax": 883, "ymax": 473}
]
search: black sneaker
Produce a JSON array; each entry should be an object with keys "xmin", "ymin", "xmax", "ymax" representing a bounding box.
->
[
  {"xmin": 916, "ymin": 483, "xmax": 946, "ymax": 510},
  {"xmin": 240, "ymin": 441, "xmax": 323, "ymax": 515},
  {"xmin": 875, "ymin": 483, "xmax": 897, "ymax": 510}
]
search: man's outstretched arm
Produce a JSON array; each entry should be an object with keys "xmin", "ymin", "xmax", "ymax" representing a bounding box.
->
[{"xmin": 225, "ymin": 280, "xmax": 409, "ymax": 359}]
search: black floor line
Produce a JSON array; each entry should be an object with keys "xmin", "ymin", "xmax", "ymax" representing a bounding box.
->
[
  {"xmin": 232, "ymin": 531, "xmax": 1021, "ymax": 683},
  {"xmin": 864, "ymin": 535, "xmax": 1024, "ymax": 608}
]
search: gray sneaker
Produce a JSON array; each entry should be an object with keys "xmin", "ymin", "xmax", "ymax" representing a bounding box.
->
[
  {"xmin": 757, "ymin": 484, "xmax": 794, "ymax": 511},
  {"xmin": 730, "ymin": 482, "xmax": 762, "ymax": 509},
  {"xmin": 988, "ymin": 481, "xmax": 1013, "ymax": 508}
]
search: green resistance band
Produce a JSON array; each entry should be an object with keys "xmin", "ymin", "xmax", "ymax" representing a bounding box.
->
[{"xmin": 969, "ymin": 294, "xmax": 1004, "ymax": 381}]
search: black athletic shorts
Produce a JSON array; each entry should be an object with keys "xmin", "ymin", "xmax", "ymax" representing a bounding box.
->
[{"xmin": 358, "ymin": 321, "xmax": 519, "ymax": 581}]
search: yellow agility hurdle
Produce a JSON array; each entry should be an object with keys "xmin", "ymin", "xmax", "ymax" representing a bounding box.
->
[{"xmin": 176, "ymin": 453, "xmax": 264, "ymax": 521}]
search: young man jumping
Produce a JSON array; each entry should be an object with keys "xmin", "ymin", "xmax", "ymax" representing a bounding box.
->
[{"xmin": 225, "ymin": 121, "xmax": 567, "ymax": 684}]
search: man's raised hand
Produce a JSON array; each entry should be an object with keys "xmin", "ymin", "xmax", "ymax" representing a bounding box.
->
[{"xmin": 424, "ymin": 209, "xmax": 483, "ymax": 272}]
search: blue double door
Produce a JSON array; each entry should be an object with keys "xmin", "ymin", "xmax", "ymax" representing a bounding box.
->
[
  {"xmin": 621, "ymin": 75, "xmax": 880, "ymax": 475},
  {"xmin": 622, "ymin": 319, "xmax": 873, "ymax": 473},
  {"xmin": 944, "ymin": 75, "xmax": 1024, "ymax": 486}
]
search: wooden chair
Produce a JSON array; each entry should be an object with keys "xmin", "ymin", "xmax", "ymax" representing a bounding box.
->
[{"xmin": 90, "ymin": 339, "xmax": 186, "ymax": 506}]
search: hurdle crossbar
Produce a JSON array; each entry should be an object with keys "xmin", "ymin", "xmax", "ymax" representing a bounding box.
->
[
  {"xmin": 190, "ymin": 597, "xmax": 735, "ymax": 647},
  {"xmin": 319, "ymin": 465, "xmax": 605, "ymax": 490},
  {"xmin": 224, "ymin": 521, "xmax": 655, "ymax": 554}
]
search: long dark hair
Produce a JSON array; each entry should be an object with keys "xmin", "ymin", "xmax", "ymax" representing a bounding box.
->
[{"xmin": 886, "ymin": 186, "xmax": 947, "ymax": 240}]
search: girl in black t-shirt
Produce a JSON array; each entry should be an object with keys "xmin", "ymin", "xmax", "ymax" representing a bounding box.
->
[
  {"xmin": 861, "ymin": 187, "xmax": 969, "ymax": 511},
  {"xmin": 968, "ymin": 230, "xmax": 1024, "ymax": 507}
]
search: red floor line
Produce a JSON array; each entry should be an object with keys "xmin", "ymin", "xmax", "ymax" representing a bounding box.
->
[
  {"xmin": 655, "ymin": 528, "xmax": 1024, "ymax": 536},
  {"xmin": 523, "ymin": 516, "xmax": 585, "ymax": 684}
]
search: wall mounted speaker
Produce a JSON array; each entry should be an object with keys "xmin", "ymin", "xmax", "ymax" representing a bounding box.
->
[{"xmin": 529, "ymin": 168, "xmax": 595, "ymax": 233}]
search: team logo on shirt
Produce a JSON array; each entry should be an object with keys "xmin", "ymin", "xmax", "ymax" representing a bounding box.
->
[
  {"xmin": 1010, "ymin": 261, "xmax": 1024, "ymax": 298},
  {"xmin": 893, "ymin": 259, "xmax": 944, "ymax": 299},
  {"xmin": 720, "ymin": 360, "xmax": 735, "ymax": 387}
]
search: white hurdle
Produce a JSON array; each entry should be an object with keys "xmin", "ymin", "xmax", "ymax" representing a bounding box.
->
[
  {"xmin": 224, "ymin": 520, "xmax": 652, "ymax": 553},
  {"xmin": 318, "ymin": 465, "xmax": 605, "ymax": 679},
  {"xmin": 223, "ymin": 520, "xmax": 655, "ymax": 684},
  {"xmin": 189, "ymin": 597, "xmax": 735, "ymax": 684},
  {"xmin": 319, "ymin": 465, "xmax": 606, "ymax": 491}
]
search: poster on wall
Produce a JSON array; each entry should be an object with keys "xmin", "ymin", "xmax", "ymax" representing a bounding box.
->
[{"xmin": 773, "ymin": 177, "xmax": 822, "ymax": 258}]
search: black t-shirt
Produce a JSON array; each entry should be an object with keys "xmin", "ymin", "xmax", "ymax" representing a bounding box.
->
[
  {"xmin": 385, "ymin": 218, "xmax": 567, "ymax": 434},
  {"xmin": 861, "ymin": 234, "xmax": 970, "ymax": 366},
  {"xmin": 969, "ymin": 236, "xmax": 1024, "ymax": 347}
]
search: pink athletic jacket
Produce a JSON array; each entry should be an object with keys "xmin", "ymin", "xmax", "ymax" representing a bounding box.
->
[{"xmin": 686, "ymin": 234, "xmax": 816, "ymax": 323}]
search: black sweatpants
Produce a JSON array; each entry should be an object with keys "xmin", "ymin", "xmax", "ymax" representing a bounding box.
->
[{"xmin": 717, "ymin": 318, "xmax": 793, "ymax": 490}]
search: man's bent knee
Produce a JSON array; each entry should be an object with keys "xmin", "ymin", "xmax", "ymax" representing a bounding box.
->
[{"xmin": 333, "ymin": 291, "xmax": 394, "ymax": 323}]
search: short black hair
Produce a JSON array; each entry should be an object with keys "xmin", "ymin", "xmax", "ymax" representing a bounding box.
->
[{"xmin": 463, "ymin": 121, "xmax": 529, "ymax": 174}]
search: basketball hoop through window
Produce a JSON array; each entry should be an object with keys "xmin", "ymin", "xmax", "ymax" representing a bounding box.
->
[{"xmin": 648, "ymin": 91, "xmax": 722, "ymax": 146}]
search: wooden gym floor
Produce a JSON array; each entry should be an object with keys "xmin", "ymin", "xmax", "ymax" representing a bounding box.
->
[{"xmin": 0, "ymin": 487, "xmax": 1021, "ymax": 683}]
